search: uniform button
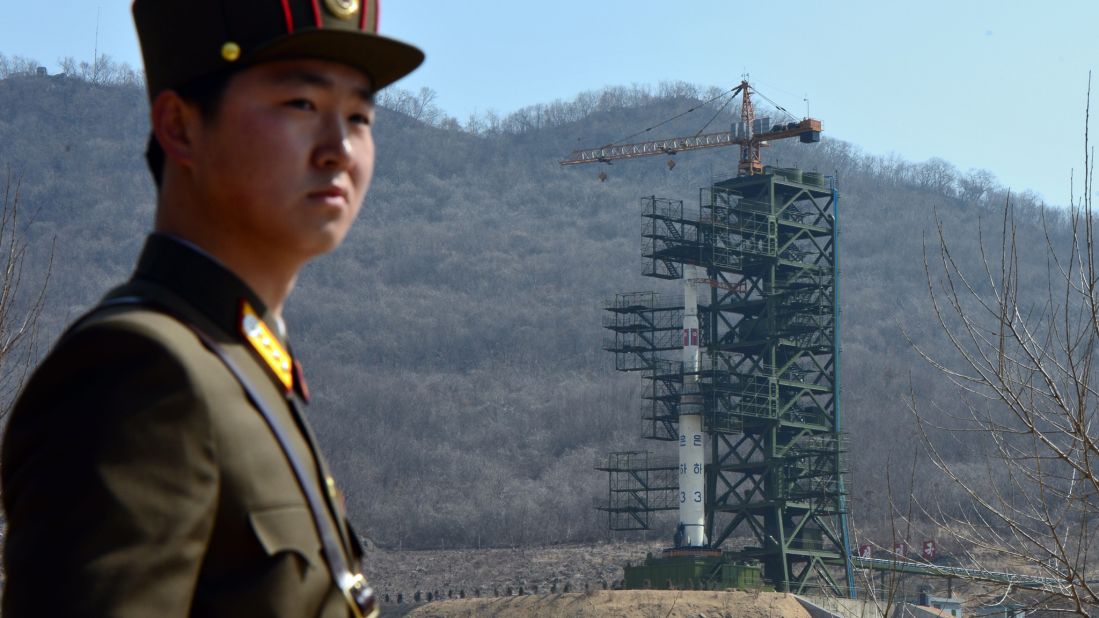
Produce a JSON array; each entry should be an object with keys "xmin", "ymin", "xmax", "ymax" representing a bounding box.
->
[{"xmin": 221, "ymin": 41, "xmax": 242, "ymax": 62}]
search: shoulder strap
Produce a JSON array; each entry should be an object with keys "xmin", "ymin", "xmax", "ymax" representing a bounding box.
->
[{"xmin": 93, "ymin": 297, "xmax": 378, "ymax": 618}]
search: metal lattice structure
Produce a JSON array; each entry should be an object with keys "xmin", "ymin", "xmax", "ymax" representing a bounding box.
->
[
  {"xmin": 598, "ymin": 168, "xmax": 855, "ymax": 596},
  {"xmin": 594, "ymin": 451, "xmax": 677, "ymax": 530}
]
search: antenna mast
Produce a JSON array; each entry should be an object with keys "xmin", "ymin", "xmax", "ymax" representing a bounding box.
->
[{"xmin": 93, "ymin": 6, "xmax": 101, "ymax": 82}]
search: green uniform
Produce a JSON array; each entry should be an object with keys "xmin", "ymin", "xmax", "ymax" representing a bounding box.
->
[
  {"xmin": 2, "ymin": 1, "xmax": 422, "ymax": 614},
  {"xmin": 3, "ymin": 234, "xmax": 362, "ymax": 617}
]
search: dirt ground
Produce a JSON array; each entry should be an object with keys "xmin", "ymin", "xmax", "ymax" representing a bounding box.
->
[
  {"xmin": 404, "ymin": 590, "xmax": 811, "ymax": 618},
  {"xmin": 362, "ymin": 541, "xmax": 664, "ymax": 602}
]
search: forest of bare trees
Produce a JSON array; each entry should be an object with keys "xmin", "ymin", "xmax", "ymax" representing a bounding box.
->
[{"xmin": 0, "ymin": 56, "xmax": 1089, "ymax": 598}]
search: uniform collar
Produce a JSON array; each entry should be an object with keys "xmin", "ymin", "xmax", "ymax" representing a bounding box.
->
[
  {"xmin": 128, "ymin": 234, "xmax": 309, "ymax": 401},
  {"xmin": 131, "ymin": 233, "xmax": 275, "ymax": 340}
]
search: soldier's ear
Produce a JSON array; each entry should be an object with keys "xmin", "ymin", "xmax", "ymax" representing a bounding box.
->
[{"xmin": 150, "ymin": 90, "xmax": 201, "ymax": 168}]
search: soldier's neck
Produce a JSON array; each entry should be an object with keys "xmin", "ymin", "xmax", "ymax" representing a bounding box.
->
[{"xmin": 154, "ymin": 180, "xmax": 305, "ymax": 319}]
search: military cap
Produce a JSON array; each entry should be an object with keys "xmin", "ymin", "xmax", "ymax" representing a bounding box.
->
[{"xmin": 132, "ymin": 0, "xmax": 424, "ymax": 100}]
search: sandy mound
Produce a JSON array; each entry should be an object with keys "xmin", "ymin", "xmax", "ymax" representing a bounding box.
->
[{"xmin": 404, "ymin": 590, "xmax": 811, "ymax": 618}]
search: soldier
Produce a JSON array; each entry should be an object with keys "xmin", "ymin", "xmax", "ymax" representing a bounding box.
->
[{"xmin": 0, "ymin": 1, "xmax": 423, "ymax": 616}]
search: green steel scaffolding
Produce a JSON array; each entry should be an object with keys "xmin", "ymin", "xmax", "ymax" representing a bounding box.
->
[{"xmin": 599, "ymin": 168, "xmax": 855, "ymax": 596}]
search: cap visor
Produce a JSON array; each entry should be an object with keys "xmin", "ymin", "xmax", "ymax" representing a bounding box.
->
[{"xmin": 247, "ymin": 30, "xmax": 423, "ymax": 91}]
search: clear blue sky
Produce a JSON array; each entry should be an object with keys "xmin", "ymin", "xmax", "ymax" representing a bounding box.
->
[{"xmin": 2, "ymin": 0, "xmax": 1095, "ymax": 206}]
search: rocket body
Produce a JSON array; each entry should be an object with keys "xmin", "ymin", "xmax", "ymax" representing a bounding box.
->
[{"xmin": 678, "ymin": 267, "xmax": 707, "ymax": 547}]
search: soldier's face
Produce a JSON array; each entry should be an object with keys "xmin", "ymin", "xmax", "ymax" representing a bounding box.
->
[{"xmin": 188, "ymin": 59, "xmax": 375, "ymax": 260}]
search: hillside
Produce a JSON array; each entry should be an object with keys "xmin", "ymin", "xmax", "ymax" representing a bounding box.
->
[{"xmin": 0, "ymin": 70, "xmax": 1067, "ymax": 553}]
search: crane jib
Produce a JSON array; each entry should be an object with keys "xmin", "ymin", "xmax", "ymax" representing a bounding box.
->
[{"xmin": 560, "ymin": 118, "xmax": 822, "ymax": 166}]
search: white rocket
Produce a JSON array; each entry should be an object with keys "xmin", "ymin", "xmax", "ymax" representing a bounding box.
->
[{"xmin": 678, "ymin": 265, "xmax": 707, "ymax": 547}]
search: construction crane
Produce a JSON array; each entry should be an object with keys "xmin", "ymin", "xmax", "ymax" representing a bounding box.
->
[{"xmin": 559, "ymin": 80, "xmax": 821, "ymax": 176}]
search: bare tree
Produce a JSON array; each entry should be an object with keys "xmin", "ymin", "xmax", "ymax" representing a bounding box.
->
[
  {"xmin": 57, "ymin": 55, "xmax": 142, "ymax": 86},
  {"xmin": 910, "ymin": 79, "xmax": 1099, "ymax": 615},
  {"xmin": 0, "ymin": 168, "xmax": 52, "ymax": 416},
  {"xmin": 0, "ymin": 54, "xmax": 42, "ymax": 79},
  {"xmin": 375, "ymin": 86, "xmax": 444, "ymax": 125}
]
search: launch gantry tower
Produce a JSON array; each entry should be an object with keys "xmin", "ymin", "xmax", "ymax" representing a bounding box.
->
[{"xmin": 571, "ymin": 82, "xmax": 855, "ymax": 596}]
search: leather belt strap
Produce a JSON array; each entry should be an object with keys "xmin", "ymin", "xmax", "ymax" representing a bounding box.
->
[{"xmin": 93, "ymin": 297, "xmax": 377, "ymax": 618}]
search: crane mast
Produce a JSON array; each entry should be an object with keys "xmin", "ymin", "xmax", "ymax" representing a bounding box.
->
[{"xmin": 738, "ymin": 79, "xmax": 761, "ymax": 176}]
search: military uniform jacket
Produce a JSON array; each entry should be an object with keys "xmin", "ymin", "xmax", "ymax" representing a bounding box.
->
[{"xmin": 2, "ymin": 234, "xmax": 362, "ymax": 617}]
